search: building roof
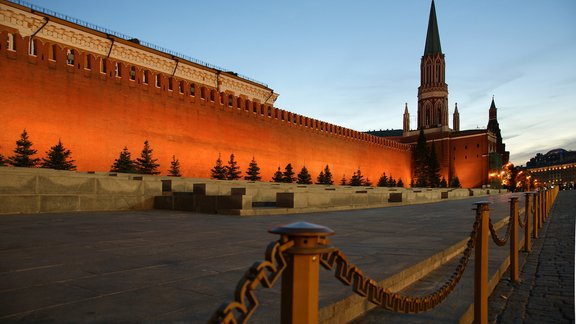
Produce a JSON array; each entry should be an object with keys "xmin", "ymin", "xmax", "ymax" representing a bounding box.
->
[{"xmin": 424, "ymin": 0, "xmax": 443, "ymax": 55}]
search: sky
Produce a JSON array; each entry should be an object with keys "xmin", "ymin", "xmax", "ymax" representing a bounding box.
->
[{"xmin": 18, "ymin": 0, "xmax": 576, "ymax": 166}]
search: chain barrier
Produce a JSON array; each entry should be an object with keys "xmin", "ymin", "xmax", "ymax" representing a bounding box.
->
[
  {"xmin": 209, "ymin": 239, "xmax": 295, "ymax": 324},
  {"xmin": 518, "ymin": 209, "xmax": 527, "ymax": 228},
  {"xmin": 319, "ymin": 213, "xmax": 481, "ymax": 314},
  {"xmin": 488, "ymin": 216, "xmax": 512, "ymax": 246}
]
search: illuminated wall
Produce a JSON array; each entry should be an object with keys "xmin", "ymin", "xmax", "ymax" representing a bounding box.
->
[{"xmin": 0, "ymin": 3, "xmax": 412, "ymax": 183}]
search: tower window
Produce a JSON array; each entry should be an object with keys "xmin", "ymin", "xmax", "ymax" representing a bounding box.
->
[
  {"xmin": 228, "ymin": 95, "xmax": 233, "ymax": 107},
  {"xmin": 143, "ymin": 70, "xmax": 149, "ymax": 84},
  {"xmin": 84, "ymin": 54, "xmax": 92, "ymax": 70},
  {"xmin": 155, "ymin": 74, "xmax": 161, "ymax": 88},
  {"xmin": 200, "ymin": 87, "xmax": 205, "ymax": 99},
  {"xmin": 29, "ymin": 39, "xmax": 37, "ymax": 56},
  {"xmin": 66, "ymin": 49, "xmax": 75, "ymax": 65},
  {"xmin": 189, "ymin": 83, "xmax": 195, "ymax": 96},
  {"xmin": 129, "ymin": 66, "xmax": 136, "ymax": 80},
  {"xmin": 114, "ymin": 62, "xmax": 121, "ymax": 77},
  {"xmin": 100, "ymin": 58, "xmax": 107, "ymax": 73},
  {"xmin": 178, "ymin": 81, "xmax": 183, "ymax": 94},
  {"xmin": 49, "ymin": 44, "xmax": 56, "ymax": 61},
  {"xmin": 168, "ymin": 77, "xmax": 173, "ymax": 91},
  {"xmin": 6, "ymin": 33, "xmax": 15, "ymax": 51}
]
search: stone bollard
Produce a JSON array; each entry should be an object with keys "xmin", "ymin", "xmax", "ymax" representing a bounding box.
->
[
  {"xmin": 533, "ymin": 192, "xmax": 539, "ymax": 239},
  {"xmin": 474, "ymin": 201, "xmax": 490, "ymax": 324},
  {"xmin": 269, "ymin": 222, "xmax": 335, "ymax": 324}
]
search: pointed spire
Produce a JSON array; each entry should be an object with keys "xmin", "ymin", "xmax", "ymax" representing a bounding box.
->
[
  {"xmin": 453, "ymin": 102, "xmax": 460, "ymax": 131},
  {"xmin": 489, "ymin": 96, "xmax": 497, "ymax": 120},
  {"xmin": 424, "ymin": 0, "xmax": 442, "ymax": 55},
  {"xmin": 490, "ymin": 95, "xmax": 496, "ymax": 110},
  {"xmin": 404, "ymin": 102, "xmax": 409, "ymax": 114}
]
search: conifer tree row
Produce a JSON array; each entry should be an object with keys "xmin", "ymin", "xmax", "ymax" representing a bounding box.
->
[{"xmin": 41, "ymin": 140, "xmax": 76, "ymax": 170}]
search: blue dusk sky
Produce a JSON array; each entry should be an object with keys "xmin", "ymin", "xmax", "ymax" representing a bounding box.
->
[{"xmin": 20, "ymin": 0, "xmax": 576, "ymax": 166}]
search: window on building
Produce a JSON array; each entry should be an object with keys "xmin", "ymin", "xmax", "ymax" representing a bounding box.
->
[
  {"xmin": 189, "ymin": 83, "xmax": 195, "ymax": 96},
  {"xmin": 84, "ymin": 54, "xmax": 92, "ymax": 70},
  {"xmin": 155, "ymin": 74, "xmax": 161, "ymax": 88},
  {"xmin": 143, "ymin": 70, "xmax": 149, "ymax": 84},
  {"xmin": 168, "ymin": 77, "xmax": 173, "ymax": 91},
  {"xmin": 178, "ymin": 81, "xmax": 183, "ymax": 94},
  {"xmin": 129, "ymin": 66, "xmax": 136, "ymax": 80},
  {"xmin": 49, "ymin": 44, "xmax": 56, "ymax": 61},
  {"xmin": 66, "ymin": 49, "xmax": 75, "ymax": 65},
  {"xmin": 100, "ymin": 58, "xmax": 107, "ymax": 73},
  {"xmin": 114, "ymin": 62, "xmax": 121, "ymax": 77},
  {"xmin": 210, "ymin": 90, "xmax": 215, "ymax": 102},
  {"xmin": 200, "ymin": 87, "xmax": 205, "ymax": 99},
  {"xmin": 237, "ymin": 97, "xmax": 242, "ymax": 109},
  {"xmin": 6, "ymin": 33, "xmax": 15, "ymax": 51},
  {"xmin": 228, "ymin": 95, "xmax": 233, "ymax": 107},
  {"xmin": 29, "ymin": 38, "xmax": 37, "ymax": 56},
  {"xmin": 245, "ymin": 99, "xmax": 250, "ymax": 111}
]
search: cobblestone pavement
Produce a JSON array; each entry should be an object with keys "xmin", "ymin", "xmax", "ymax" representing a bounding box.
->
[{"xmin": 489, "ymin": 190, "xmax": 575, "ymax": 324}]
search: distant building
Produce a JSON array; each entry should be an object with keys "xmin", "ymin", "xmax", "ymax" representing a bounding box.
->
[{"xmin": 526, "ymin": 149, "xmax": 576, "ymax": 189}]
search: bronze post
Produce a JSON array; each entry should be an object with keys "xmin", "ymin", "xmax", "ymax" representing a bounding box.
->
[
  {"xmin": 474, "ymin": 201, "xmax": 490, "ymax": 324},
  {"xmin": 524, "ymin": 193, "xmax": 532, "ymax": 252},
  {"xmin": 269, "ymin": 222, "xmax": 334, "ymax": 324},
  {"xmin": 533, "ymin": 193, "xmax": 539, "ymax": 239},
  {"xmin": 509, "ymin": 197, "xmax": 519, "ymax": 282}
]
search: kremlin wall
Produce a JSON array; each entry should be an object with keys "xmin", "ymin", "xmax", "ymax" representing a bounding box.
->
[{"xmin": 0, "ymin": 1, "xmax": 412, "ymax": 184}]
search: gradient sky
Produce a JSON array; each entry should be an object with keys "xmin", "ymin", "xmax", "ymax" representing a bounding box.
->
[{"xmin": 20, "ymin": 0, "xmax": 576, "ymax": 166}]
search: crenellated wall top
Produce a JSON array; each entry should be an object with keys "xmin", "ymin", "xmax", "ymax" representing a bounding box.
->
[{"xmin": 0, "ymin": 2, "xmax": 278, "ymax": 103}]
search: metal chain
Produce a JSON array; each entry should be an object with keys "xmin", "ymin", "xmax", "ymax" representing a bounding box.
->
[
  {"xmin": 518, "ymin": 210, "xmax": 527, "ymax": 228},
  {"xmin": 208, "ymin": 239, "xmax": 295, "ymax": 324},
  {"xmin": 488, "ymin": 216, "xmax": 512, "ymax": 246},
  {"xmin": 320, "ymin": 213, "xmax": 481, "ymax": 314}
]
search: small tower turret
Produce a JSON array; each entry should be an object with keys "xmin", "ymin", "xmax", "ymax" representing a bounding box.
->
[
  {"xmin": 453, "ymin": 103, "xmax": 460, "ymax": 131},
  {"xmin": 403, "ymin": 103, "xmax": 410, "ymax": 134}
]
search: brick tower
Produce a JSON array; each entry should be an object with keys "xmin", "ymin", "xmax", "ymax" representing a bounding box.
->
[{"xmin": 417, "ymin": 0, "xmax": 449, "ymax": 131}]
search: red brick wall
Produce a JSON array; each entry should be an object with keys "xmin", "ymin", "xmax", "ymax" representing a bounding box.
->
[{"xmin": 0, "ymin": 32, "xmax": 412, "ymax": 184}]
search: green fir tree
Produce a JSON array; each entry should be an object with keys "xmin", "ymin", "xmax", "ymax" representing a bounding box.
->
[
  {"xmin": 168, "ymin": 155, "xmax": 181, "ymax": 177},
  {"xmin": 110, "ymin": 146, "xmax": 136, "ymax": 173},
  {"xmin": 0, "ymin": 153, "xmax": 6, "ymax": 166},
  {"xmin": 440, "ymin": 177, "xmax": 448, "ymax": 188},
  {"xmin": 322, "ymin": 165, "xmax": 334, "ymax": 185},
  {"xmin": 427, "ymin": 142, "xmax": 441, "ymax": 188},
  {"xmin": 297, "ymin": 166, "xmax": 313, "ymax": 184},
  {"xmin": 41, "ymin": 140, "xmax": 76, "ymax": 170},
  {"xmin": 397, "ymin": 178, "xmax": 404, "ymax": 188},
  {"xmin": 377, "ymin": 173, "xmax": 388, "ymax": 187},
  {"xmin": 282, "ymin": 163, "xmax": 296, "ymax": 183},
  {"xmin": 349, "ymin": 169, "xmax": 364, "ymax": 186},
  {"xmin": 340, "ymin": 175, "xmax": 347, "ymax": 185},
  {"xmin": 210, "ymin": 153, "xmax": 226, "ymax": 180},
  {"xmin": 450, "ymin": 176, "xmax": 462, "ymax": 188},
  {"xmin": 9, "ymin": 129, "xmax": 40, "ymax": 167},
  {"xmin": 414, "ymin": 129, "xmax": 429, "ymax": 187},
  {"xmin": 316, "ymin": 170, "xmax": 326, "ymax": 184},
  {"xmin": 272, "ymin": 167, "xmax": 284, "ymax": 182},
  {"xmin": 364, "ymin": 177, "xmax": 372, "ymax": 187},
  {"xmin": 244, "ymin": 157, "xmax": 261, "ymax": 181},
  {"xmin": 225, "ymin": 153, "xmax": 242, "ymax": 180},
  {"xmin": 135, "ymin": 140, "xmax": 160, "ymax": 175},
  {"xmin": 388, "ymin": 175, "xmax": 397, "ymax": 187}
]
